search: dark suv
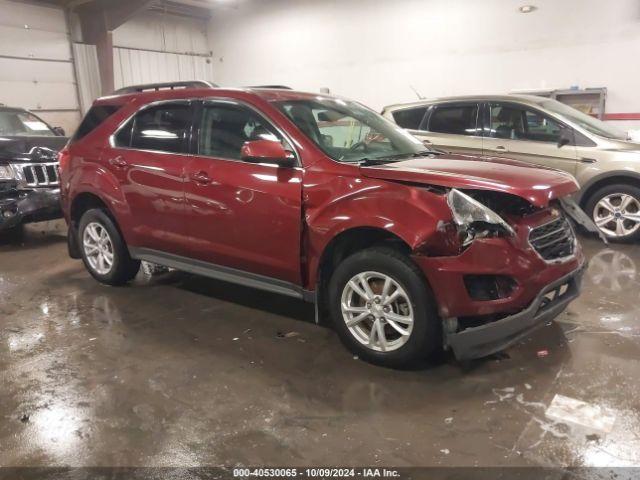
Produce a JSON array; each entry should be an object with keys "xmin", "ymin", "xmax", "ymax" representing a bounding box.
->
[
  {"xmin": 0, "ymin": 106, "xmax": 67, "ymax": 232},
  {"xmin": 60, "ymin": 82, "xmax": 591, "ymax": 367}
]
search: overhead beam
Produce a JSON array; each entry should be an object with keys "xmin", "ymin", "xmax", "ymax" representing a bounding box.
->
[{"xmin": 105, "ymin": 0, "xmax": 156, "ymax": 31}]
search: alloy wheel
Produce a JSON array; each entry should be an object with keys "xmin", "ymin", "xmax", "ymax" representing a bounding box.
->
[
  {"xmin": 340, "ymin": 271, "xmax": 414, "ymax": 352},
  {"xmin": 83, "ymin": 222, "xmax": 115, "ymax": 275},
  {"xmin": 592, "ymin": 193, "xmax": 640, "ymax": 238}
]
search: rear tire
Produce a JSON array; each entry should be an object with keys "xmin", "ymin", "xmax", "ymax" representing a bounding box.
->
[
  {"xmin": 585, "ymin": 184, "xmax": 640, "ymax": 243},
  {"xmin": 78, "ymin": 208, "xmax": 140, "ymax": 285},
  {"xmin": 328, "ymin": 247, "xmax": 441, "ymax": 368}
]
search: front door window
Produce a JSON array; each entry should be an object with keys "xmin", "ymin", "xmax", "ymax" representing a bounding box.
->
[{"xmin": 488, "ymin": 104, "xmax": 564, "ymax": 143}]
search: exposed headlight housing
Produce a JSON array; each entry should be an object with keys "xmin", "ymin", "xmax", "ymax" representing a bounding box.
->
[
  {"xmin": 0, "ymin": 165, "xmax": 16, "ymax": 180},
  {"xmin": 447, "ymin": 189, "xmax": 515, "ymax": 246}
]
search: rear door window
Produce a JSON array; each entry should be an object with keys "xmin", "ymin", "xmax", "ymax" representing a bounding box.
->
[
  {"xmin": 428, "ymin": 104, "xmax": 479, "ymax": 136},
  {"xmin": 116, "ymin": 102, "xmax": 192, "ymax": 154},
  {"xmin": 392, "ymin": 107, "xmax": 428, "ymax": 130}
]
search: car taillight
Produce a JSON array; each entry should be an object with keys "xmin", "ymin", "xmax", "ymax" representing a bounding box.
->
[{"xmin": 58, "ymin": 147, "xmax": 70, "ymax": 172}]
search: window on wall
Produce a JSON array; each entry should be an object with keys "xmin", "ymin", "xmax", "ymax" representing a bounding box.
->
[
  {"xmin": 489, "ymin": 104, "xmax": 564, "ymax": 143},
  {"xmin": 198, "ymin": 103, "xmax": 284, "ymax": 160},
  {"xmin": 428, "ymin": 104, "xmax": 479, "ymax": 136},
  {"xmin": 392, "ymin": 107, "xmax": 427, "ymax": 130},
  {"xmin": 115, "ymin": 102, "xmax": 192, "ymax": 153}
]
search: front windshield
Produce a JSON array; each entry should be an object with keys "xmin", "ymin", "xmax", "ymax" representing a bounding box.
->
[
  {"xmin": 0, "ymin": 110, "xmax": 56, "ymax": 137},
  {"xmin": 539, "ymin": 99, "xmax": 628, "ymax": 141},
  {"xmin": 274, "ymin": 97, "xmax": 426, "ymax": 163}
]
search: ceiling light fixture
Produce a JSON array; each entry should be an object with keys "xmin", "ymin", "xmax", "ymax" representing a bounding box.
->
[{"xmin": 518, "ymin": 5, "xmax": 537, "ymax": 13}]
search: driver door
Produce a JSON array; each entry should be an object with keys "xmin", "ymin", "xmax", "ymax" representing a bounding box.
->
[{"xmin": 482, "ymin": 102, "xmax": 578, "ymax": 175}]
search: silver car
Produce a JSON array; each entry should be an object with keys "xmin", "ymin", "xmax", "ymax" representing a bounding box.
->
[{"xmin": 383, "ymin": 95, "xmax": 640, "ymax": 242}]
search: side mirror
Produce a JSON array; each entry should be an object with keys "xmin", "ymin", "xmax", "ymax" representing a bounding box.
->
[
  {"xmin": 53, "ymin": 126, "xmax": 66, "ymax": 136},
  {"xmin": 240, "ymin": 140, "xmax": 296, "ymax": 168},
  {"xmin": 557, "ymin": 129, "xmax": 572, "ymax": 148}
]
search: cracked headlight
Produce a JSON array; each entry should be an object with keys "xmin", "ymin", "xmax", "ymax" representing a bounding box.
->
[
  {"xmin": 0, "ymin": 165, "xmax": 16, "ymax": 180},
  {"xmin": 447, "ymin": 189, "xmax": 514, "ymax": 246}
]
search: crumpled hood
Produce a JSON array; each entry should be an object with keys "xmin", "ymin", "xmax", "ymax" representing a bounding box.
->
[
  {"xmin": 0, "ymin": 136, "xmax": 67, "ymax": 164},
  {"xmin": 360, "ymin": 154, "xmax": 579, "ymax": 208}
]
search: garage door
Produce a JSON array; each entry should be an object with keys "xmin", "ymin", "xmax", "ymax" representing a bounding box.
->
[{"xmin": 0, "ymin": 0, "xmax": 80, "ymax": 134}]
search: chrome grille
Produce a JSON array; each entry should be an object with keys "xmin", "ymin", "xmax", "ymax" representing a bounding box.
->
[
  {"xmin": 529, "ymin": 214, "xmax": 575, "ymax": 261},
  {"xmin": 15, "ymin": 162, "xmax": 59, "ymax": 187}
]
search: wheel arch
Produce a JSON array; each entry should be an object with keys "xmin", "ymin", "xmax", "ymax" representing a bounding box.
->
[
  {"xmin": 69, "ymin": 189, "xmax": 136, "ymax": 253},
  {"xmin": 313, "ymin": 226, "xmax": 415, "ymax": 325},
  {"xmin": 70, "ymin": 192, "xmax": 112, "ymax": 227},
  {"xmin": 578, "ymin": 171, "xmax": 640, "ymax": 207}
]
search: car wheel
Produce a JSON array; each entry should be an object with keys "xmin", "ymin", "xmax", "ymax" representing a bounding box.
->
[
  {"xmin": 585, "ymin": 184, "xmax": 640, "ymax": 242},
  {"xmin": 79, "ymin": 208, "xmax": 140, "ymax": 285},
  {"xmin": 328, "ymin": 247, "xmax": 440, "ymax": 368}
]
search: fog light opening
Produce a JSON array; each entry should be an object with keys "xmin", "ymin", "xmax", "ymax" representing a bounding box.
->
[{"xmin": 464, "ymin": 275, "xmax": 518, "ymax": 301}]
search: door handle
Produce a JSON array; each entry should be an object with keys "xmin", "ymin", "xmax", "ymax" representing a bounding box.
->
[
  {"xmin": 190, "ymin": 171, "xmax": 211, "ymax": 185},
  {"xmin": 108, "ymin": 156, "xmax": 128, "ymax": 168},
  {"xmin": 494, "ymin": 145, "xmax": 508, "ymax": 152}
]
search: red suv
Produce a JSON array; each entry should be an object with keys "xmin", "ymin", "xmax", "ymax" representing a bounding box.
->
[{"xmin": 60, "ymin": 81, "xmax": 590, "ymax": 367}]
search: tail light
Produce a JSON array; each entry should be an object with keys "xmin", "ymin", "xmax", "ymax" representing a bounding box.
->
[{"xmin": 58, "ymin": 146, "xmax": 70, "ymax": 173}]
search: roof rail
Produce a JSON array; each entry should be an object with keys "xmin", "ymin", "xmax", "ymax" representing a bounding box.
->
[
  {"xmin": 113, "ymin": 80, "xmax": 218, "ymax": 95},
  {"xmin": 246, "ymin": 85, "xmax": 292, "ymax": 90}
]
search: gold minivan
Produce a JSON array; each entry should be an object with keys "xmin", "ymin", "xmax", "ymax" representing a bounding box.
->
[{"xmin": 383, "ymin": 95, "xmax": 640, "ymax": 242}]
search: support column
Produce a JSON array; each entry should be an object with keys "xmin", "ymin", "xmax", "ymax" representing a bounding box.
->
[{"xmin": 73, "ymin": 0, "xmax": 154, "ymax": 95}]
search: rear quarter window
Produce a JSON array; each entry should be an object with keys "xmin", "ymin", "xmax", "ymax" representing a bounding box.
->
[{"xmin": 71, "ymin": 105, "xmax": 121, "ymax": 142}]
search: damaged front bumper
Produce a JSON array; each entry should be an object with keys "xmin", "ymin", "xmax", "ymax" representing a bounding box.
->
[
  {"xmin": 446, "ymin": 262, "xmax": 586, "ymax": 360},
  {"xmin": 0, "ymin": 187, "xmax": 62, "ymax": 231},
  {"xmin": 413, "ymin": 204, "xmax": 588, "ymax": 361}
]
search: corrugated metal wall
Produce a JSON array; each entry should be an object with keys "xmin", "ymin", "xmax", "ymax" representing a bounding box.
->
[
  {"xmin": 113, "ymin": 47, "xmax": 214, "ymax": 90},
  {"xmin": 112, "ymin": 11, "xmax": 214, "ymax": 92},
  {"xmin": 72, "ymin": 43, "xmax": 101, "ymax": 114},
  {"xmin": 1, "ymin": 4, "xmax": 213, "ymax": 125},
  {"xmin": 0, "ymin": 0, "xmax": 80, "ymax": 133}
]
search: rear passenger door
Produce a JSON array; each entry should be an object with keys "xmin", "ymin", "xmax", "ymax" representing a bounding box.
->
[
  {"xmin": 107, "ymin": 100, "xmax": 194, "ymax": 255},
  {"xmin": 482, "ymin": 102, "xmax": 578, "ymax": 175},
  {"xmin": 418, "ymin": 102, "xmax": 483, "ymax": 155},
  {"xmin": 183, "ymin": 99, "xmax": 303, "ymax": 284}
]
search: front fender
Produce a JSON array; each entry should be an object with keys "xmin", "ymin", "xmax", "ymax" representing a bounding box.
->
[{"xmin": 304, "ymin": 175, "xmax": 453, "ymax": 289}]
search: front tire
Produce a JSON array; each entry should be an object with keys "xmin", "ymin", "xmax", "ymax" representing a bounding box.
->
[
  {"xmin": 585, "ymin": 184, "xmax": 640, "ymax": 242},
  {"xmin": 78, "ymin": 208, "xmax": 140, "ymax": 285},
  {"xmin": 328, "ymin": 247, "xmax": 441, "ymax": 368}
]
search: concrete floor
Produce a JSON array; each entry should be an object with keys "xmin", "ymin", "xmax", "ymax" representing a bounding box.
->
[{"xmin": 1, "ymin": 220, "xmax": 639, "ymax": 468}]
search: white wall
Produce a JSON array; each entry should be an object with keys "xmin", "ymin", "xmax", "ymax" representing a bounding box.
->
[
  {"xmin": 0, "ymin": 0, "xmax": 80, "ymax": 133},
  {"xmin": 208, "ymin": 0, "xmax": 640, "ymax": 129}
]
